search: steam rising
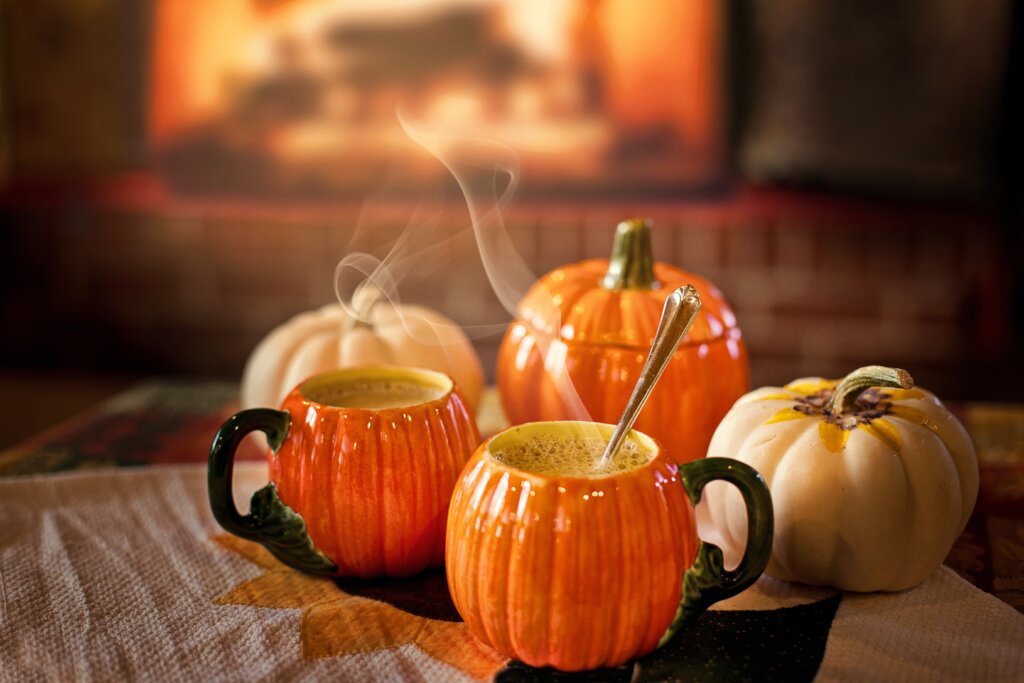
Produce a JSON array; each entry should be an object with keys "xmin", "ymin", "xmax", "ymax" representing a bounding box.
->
[
  {"xmin": 398, "ymin": 114, "xmax": 535, "ymax": 316},
  {"xmin": 334, "ymin": 113, "xmax": 535, "ymax": 331},
  {"xmin": 333, "ymin": 110, "xmax": 592, "ymax": 421}
]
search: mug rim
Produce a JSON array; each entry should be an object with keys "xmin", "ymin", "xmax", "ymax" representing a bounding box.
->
[
  {"xmin": 296, "ymin": 365, "xmax": 454, "ymax": 412},
  {"xmin": 483, "ymin": 420, "xmax": 665, "ymax": 482}
]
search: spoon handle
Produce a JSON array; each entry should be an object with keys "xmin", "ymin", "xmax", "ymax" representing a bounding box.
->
[{"xmin": 599, "ymin": 285, "xmax": 702, "ymax": 466}]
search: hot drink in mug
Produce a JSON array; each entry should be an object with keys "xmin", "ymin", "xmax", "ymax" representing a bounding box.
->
[
  {"xmin": 446, "ymin": 420, "xmax": 773, "ymax": 671},
  {"xmin": 209, "ymin": 365, "xmax": 480, "ymax": 578}
]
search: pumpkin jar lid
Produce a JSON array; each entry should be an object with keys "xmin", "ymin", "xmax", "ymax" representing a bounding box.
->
[{"xmin": 515, "ymin": 219, "xmax": 740, "ymax": 349}]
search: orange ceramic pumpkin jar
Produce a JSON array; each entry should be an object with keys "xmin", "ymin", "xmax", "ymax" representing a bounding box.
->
[
  {"xmin": 497, "ymin": 219, "xmax": 748, "ymax": 462},
  {"xmin": 209, "ymin": 366, "xmax": 480, "ymax": 578}
]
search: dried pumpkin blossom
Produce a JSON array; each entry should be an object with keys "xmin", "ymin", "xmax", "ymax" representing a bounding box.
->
[{"xmin": 758, "ymin": 367, "xmax": 938, "ymax": 453}]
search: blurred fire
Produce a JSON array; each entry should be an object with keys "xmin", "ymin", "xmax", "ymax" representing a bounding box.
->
[{"xmin": 150, "ymin": 0, "xmax": 724, "ymax": 196}]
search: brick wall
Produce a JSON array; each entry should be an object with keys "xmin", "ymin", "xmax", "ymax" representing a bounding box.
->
[{"xmin": 0, "ymin": 188, "xmax": 1003, "ymax": 399}]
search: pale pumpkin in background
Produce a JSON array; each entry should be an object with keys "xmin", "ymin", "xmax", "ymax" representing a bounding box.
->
[
  {"xmin": 241, "ymin": 287, "xmax": 484, "ymax": 410},
  {"xmin": 702, "ymin": 365, "xmax": 978, "ymax": 592}
]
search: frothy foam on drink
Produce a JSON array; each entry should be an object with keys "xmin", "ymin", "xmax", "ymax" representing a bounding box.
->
[
  {"xmin": 305, "ymin": 380, "xmax": 444, "ymax": 410},
  {"xmin": 491, "ymin": 435, "xmax": 651, "ymax": 477}
]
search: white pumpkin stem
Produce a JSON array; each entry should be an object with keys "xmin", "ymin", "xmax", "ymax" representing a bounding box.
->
[
  {"xmin": 828, "ymin": 365, "xmax": 914, "ymax": 416},
  {"xmin": 345, "ymin": 283, "xmax": 387, "ymax": 331}
]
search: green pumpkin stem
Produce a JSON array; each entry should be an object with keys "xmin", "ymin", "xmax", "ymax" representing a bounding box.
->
[
  {"xmin": 601, "ymin": 218, "xmax": 656, "ymax": 291},
  {"xmin": 828, "ymin": 365, "xmax": 914, "ymax": 416}
]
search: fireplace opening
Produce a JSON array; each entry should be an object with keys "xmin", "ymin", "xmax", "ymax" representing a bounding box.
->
[{"xmin": 149, "ymin": 0, "xmax": 727, "ymax": 199}]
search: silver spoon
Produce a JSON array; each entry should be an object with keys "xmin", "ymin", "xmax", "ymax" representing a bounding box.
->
[{"xmin": 598, "ymin": 285, "xmax": 703, "ymax": 468}]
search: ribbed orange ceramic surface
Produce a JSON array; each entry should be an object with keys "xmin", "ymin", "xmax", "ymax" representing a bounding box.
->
[
  {"xmin": 446, "ymin": 433, "xmax": 698, "ymax": 671},
  {"xmin": 270, "ymin": 381, "xmax": 480, "ymax": 578},
  {"xmin": 498, "ymin": 263, "xmax": 748, "ymax": 462}
]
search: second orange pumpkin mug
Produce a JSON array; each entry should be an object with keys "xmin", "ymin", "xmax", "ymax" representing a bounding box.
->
[
  {"xmin": 446, "ymin": 421, "xmax": 773, "ymax": 671},
  {"xmin": 208, "ymin": 365, "xmax": 480, "ymax": 578}
]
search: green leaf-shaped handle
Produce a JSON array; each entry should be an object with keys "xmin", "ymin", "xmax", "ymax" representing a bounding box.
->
[
  {"xmin": 208, "ymin": 408, "xmax": 337, "ymax": 576},
  {"xmin": 658, "ymin": 457, "xmax": 773, "ymax": 647}
]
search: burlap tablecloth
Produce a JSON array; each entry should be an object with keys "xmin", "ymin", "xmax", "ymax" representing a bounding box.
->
[{"xmin": 2, "ymin": 463, "xmax": 1022, "ymax": 682}]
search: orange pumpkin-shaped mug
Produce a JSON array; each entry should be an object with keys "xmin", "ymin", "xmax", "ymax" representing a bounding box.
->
[
  {"xmin": 209, "ymin": 366, "xmax": 480, "ymax": 577},
  {"xmin": 447, "ymin": 421, "xmax": 773, "ymax": 671},
  {"xmin": 497, "ymin": 218, "xmax": 748, "ymax": 462}
]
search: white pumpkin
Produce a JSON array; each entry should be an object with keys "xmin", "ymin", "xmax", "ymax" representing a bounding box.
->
[
  {"xmin": 703, "ymin": 365, "xmax": 978, "ymax": 592},
  {"xmin": 241, "ymin": 288, "xmax": 484, "ymax": 410}
]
